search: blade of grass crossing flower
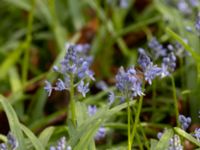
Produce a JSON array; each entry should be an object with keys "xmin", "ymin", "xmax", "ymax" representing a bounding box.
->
[
  {"xmin": 20, "ymin": 123, "xmax": 45, "ymax": 150},
  {"xmin": 38, "ymin": 126, "xmax": 55, "ymax": 147},
  {"xmin": 74, "ymin": 120, "xmax": 100, "ymax": 150},
  {"xmin": 166, "ymin": 27, "xmax": 200, "ymax": 61},
  {"xmin": 0, "ymin": 95, "xmax": 25, "ymax": 150},
  {"xmin": 174, "ymin": 127, "xmax": 200, "ymax": 147},
  {"xmin": 155, "ymin": 129, "xmax": 173, "ymax": 150}
]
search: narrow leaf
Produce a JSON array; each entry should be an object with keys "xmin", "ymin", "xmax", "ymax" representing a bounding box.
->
[
  {"xmin": 20, "ymin": 124, "xmax": 45, "ymax": 150},
  {"xmin": 174, "ymin": 127, "xmax": 200, "ymax": 147},
  {"xmin": 0, "ymin": 95, "xmax": 25, "ymax": 150}
]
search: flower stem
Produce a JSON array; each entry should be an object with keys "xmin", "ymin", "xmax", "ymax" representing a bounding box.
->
[
  {"xmin": 171, "ymin": 76, "xmax": 180, "ymax": 127},
  {"xmin": 69, "ymin": 75, "xmax": 76, "ymax": 127},
  {"xmin": 130, "ymin": 95, "xmax": 143, "ymax": 146},
  {"xmin": 126, "ymin": 98, "xmax": 131, "ymax": 150}
]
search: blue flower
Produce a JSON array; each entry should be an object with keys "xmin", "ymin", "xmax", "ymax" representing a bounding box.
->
[
  {"xmin": 144, "ymin": 63, "xmax": 162, "ymax": 85},
  {"xmin": 179, "ymin": 114, "xmax": 191, "ymax": 130},
  {"xmin": 119, "ymin": 0, "xmax": 128, "ymax": 8},
  {"xmin": 55, "ymin": 79, "xmax": 66, "ymax": 91},
  {"xmin": 177, "ymin": 0, "xmax": 191, "ymax": 14},
  {"xmin": 148, "ymin": 37, "xmax": 167, "ymax": 58},
  {"xmin": 194, "ymin": 128, "xmax": 200, "ymax": 141},
  {"xmin": 138, "ymin": 48, "xmax": 151, "ymax": 70},
  {"xmin": 87, "ymin": 105, "xmax": 106, "ymax": 140},
  {"xmin": 108, "ymin": 91, "xmax": 115, "ymax": 105},
  {"xmin": 7, "ymin": 132, "xmax": 18, "ymax": 150},
  {"xmin": 77, "ymin": 80, "xmax": 89, "ymax": 97},
  {"xmin": 0, "ymin": 132, "xmax": 18, "ymax": 150},
  {"xmin": 95, "ymin": 127, "xmax": 106, "ymax": 141},
  {"xmin": 44, "ymin": 80, "xmax": 53, "ymax": 96},
  {"xmin": 49, "ymin": 137, "xmax": 71, "ymax": 150},
  {"xmin": 88, "ymin": 105, "xmax": 97, "ymax": 116},
  {"xmin": 160, "ymin": 63, "xmax": 170, "ymax": 78},
  {"xmin": 169, "ymin": 134, "xmax": 183, "ymax": 150},
  {"xmin": 96, "ymin": 81, "xmax": 108, "ymax": 90},
  {"xmin": 116, "ymin": 67, "xmax": 144, "ymax": 99},
  {"xmin": 44, "ymin": 43, "xmax": 94, "ymax": 97}
]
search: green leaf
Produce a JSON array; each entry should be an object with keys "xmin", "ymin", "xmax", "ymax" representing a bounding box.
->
[
  {"xmin": 150, "ymin": 139, "xmax": 158, "ymax": 150},
  {"xmin": 0, "ymin": 95, "xmax": 25, "ymax": 150},
  {"xmin": 155, "ymin": 129, "xmax": 173, "ymax": 150},
  {"xmin": 0, "ymin": 43, "xmax": 25, "ymax": 80},
  {"xmin": 174, "ymin": 127, "xmax": 200, "ymax": 147},
  {"xmin": 20, "ymin": 124, "xmax": 45, "ymax": 150},
  {"xmin": 4, "ymin": 0, "xmax": 31, "ymax": 11},
  {"xmin": 38, "ymin": 126, "xmax": 55, "ymax": 148},
  {"xmin": 8, "ymin": 67, "xmax": 22, "ymax": 93}
]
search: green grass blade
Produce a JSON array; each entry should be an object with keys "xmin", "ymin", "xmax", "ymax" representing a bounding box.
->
[
  {"xmin": 166, "ymin": 27, "xmax": 200, "ymax": 62},
  {"xmin": 0, "ymin": 95, "xmax": 25, "ymax": 150},
  {"xmin": 38, "ymin": 126, "xmax": 55, "ymax": 147},
  {"xmin": 20, "ymin": 123, "xmax": 45, "ymax": 150},
  {"xmin": 174, "ymin": 127, "xmax": 200, "ymax": 147},
  {"xmin": 0, "ymin": 43, "xmax": 25, "ymax": 80},
  {"xmin": 155, "ymin": 129, "xmax": 173, "ymax": 150}
]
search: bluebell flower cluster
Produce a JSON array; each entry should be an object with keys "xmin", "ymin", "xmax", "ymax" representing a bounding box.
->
[
  {"xmin": 148, "ymin": 37, "xmax": 178, "ymax": 76},
  {"xmin": 87, "ymin": 105, "xmax": 106, "ymax": 140},
  {"xmin": 115, "ymin": 47, "xmax": 175, "ymax": 100},
  {"xmin": 44, "ymin": 43, "xmax": 94, "ymax": 97},
  {"xmin": 0, "ymin": 132, "xmax": 18, "ymax": 150},
  {"xmin": 194, "ymin": 128, "xmax": 200, "ymax": 142},
  {"xmin": 162, "ymin": 52, "xmax": 176, "ymax": 72},
  {"xmin": 49, "ymin": 137, "xmax": 71, "ymax": 150},
  {"xmin": 168, "ymin": 134, "xmax": 183, "ymax": 150},
  {"xmin": 178, "ymin": 114, "xmax": 191, "ymax": 130},
  {"xmin": 157, "ymin": 131, "xmax": 183, "ymax": 150},
  {"xmin": 138, "ymin": 48, "xmax": 165, "ymax": 83},
  {"xmin": 148, "ymin": 37, "xmax": 167, "ymax": 59},
  {"xmin": 115, "ymin": 66, "xmax": 144, "ymax": 99}
]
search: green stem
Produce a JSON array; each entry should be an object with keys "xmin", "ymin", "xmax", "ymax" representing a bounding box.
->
[
  {"xmin": 171, "ymin": 76, "xmax": 180, "ymax": 127},
  {"xmin": 130, "ymin": 95, "xmax": 143, "ymax": 146},
  {"xmin": 69, "ymin": 75, "xmax": 76, "ymax": 127},
  {"xmin": 22, "ymin": 0, "xmax": 35, "ymax": 85},
  {"xmin": 126, "ymin": 98, "xmax": 131, "ymax": 150}
]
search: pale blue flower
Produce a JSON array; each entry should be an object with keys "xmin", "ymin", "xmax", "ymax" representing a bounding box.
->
[
  {"xmin": 179, "ymin": 114, "xmax": 191, "ymax": 130},
  {"xmin": 194, "ymin": 128, "xmax": 200, "ymax": 141},
  {"xmin": 77, "ymin": 80, "xmax": 89, "ymax": 97}
]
